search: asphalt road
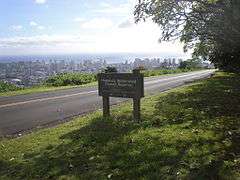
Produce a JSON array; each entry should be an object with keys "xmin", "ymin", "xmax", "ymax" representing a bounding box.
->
[{"xmin": 0, "ymin": 70, "xmax": 215, "ymax": 136}]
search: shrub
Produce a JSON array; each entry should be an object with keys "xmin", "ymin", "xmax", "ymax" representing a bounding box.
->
[
  {"xmin": 44, "ymin": 73, "xmax": 97, "ymax": 87},
  {"xmin": 0, "ymin": 81, "xmax": 22, "ymax": 93},
  {"xmin": 142, "ymin": 68, "xmax": 193, "ymax": 77}
]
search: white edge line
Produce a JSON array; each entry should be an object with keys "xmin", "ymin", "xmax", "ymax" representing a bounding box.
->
[{"xmin": 0, "ymin": 90, "xmax": 98, "ymax": 109}]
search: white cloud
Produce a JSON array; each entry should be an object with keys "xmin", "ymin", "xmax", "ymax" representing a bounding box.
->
[
  {"xmin": 0, "ymin": 35, "xmax": 88, "ymax": 47},
  {"xmin": 10, "ymin": 25, "xmax": 23, "ymax": 31},
  {"xmin": 95, "ymin": 0, "xmax": 137, "ymax": 16},
  {"xmin": 82, "ymin": 21, "xmax": 187, "ymax": 55},
  {"xmin": 95, "ymin": 3, "xmax": 130, "ymax": 15},
  {"xmin": 74, "ymin": 17, "xmax": 113, "ymax": 29},
  {"xmin": 30, "ymin": 21, "xmax": 45, "ymax": 30},
  {"xmin": 37, "ymin": 26, "xmax": 45, "ymax": 30},
  {"xmin": 81, "ymin": 18, "xmax": 113, "ymax": 29},
  {"xmin": 118, "ymin": 20, "xmax": 134, "ymax": 28},
  {"xmin": 35, "ymin": 0, "xmax": 47, "ymax": 4},
  {"xmin": 99, "ymin": 2, "xmax": 112, "ymax": 8},
  {"xmin": 73, "ymin": 17, "xmax": 85, "ymax": 22},
  {"xmin": 0, "ymin": 21, "xmax": 190, "ymax": 58},
  {"xmin": 30, "ymin": 21, "xmax": 38, "ymax": 26}
]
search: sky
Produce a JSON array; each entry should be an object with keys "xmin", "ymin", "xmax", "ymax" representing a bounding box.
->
[{"xmin": 0, "ymin": 0, "xmax": 190, "ymax": 57}]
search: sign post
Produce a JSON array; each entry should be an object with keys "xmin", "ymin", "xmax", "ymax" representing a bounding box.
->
[
  {"xmin": 103, "ymin": 96, "xmax": 110, "ymax": 118},
  {"xmin": 98, "ymin": 69, "xmax": 144, "ymax": 121},
  {"xmin": 133, "ymin": 97, "xmax": 141, "ymax": 121}
]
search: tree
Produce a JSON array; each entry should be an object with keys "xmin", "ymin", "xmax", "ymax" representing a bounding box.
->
[
  {"xmin": 103, "ymin": 66, "xmax": 118, "ymax": 73},
  {"xmin": 134, "ymin": 0, "xmax": 240, "ymax": 72},
  {"xmin": 179, "ymin": 58, "xmax": 202, "ymax": 69}
]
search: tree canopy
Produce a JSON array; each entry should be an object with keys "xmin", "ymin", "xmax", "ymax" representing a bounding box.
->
[
  {"xmin": 135, "ymin": 0, "xmax": 240, "ymax": 72},
  {"xmin": 103, "ymin": 66, "xmax": 118, "ymax": 73}
]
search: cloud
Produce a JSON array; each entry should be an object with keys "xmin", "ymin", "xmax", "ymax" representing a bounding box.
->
[
  {"xmin": 94, "ymin": 0, "xmax": 137, "ymax": 16},
  {"xmin": 35, "ymin": 0, "xmax": 47, "ymax": 4},
  {"xmin": 1, "ymin": 22, "xmax": 185, "ymax": 53},
  {"xmin": 0, "ymin": 35, "xmax": 89, "ymax": 47},
  {"xmin": 118, "ymin": 20, "xmax": 134, "ymax": 28},
  {"xmin": 74, "ymin": 17, "xmax": 113, "ymax": 29},
  {"xmin": 95, "ymin": 3, "xmax": 130, "ymax": 15},
  {"xmin": 10, "ymin": 25, "xmax": 23, "ymax": 31},
  {"xmin": 99, "ymin": 2, "xmax": 112, "ymax": 8},
  {"xmin": 73, "ymin": 17, "xmax": 85, "ymax": 22},
  {"xmin": 30, "ymin": 21, "xmax": 45, "ymax": 30},
  {"xmin": 0, "ymin": 30, "xmax": 190, "ymax": 57},
  {"xmin": 37, "ymin": 26, "xmax": 45, "ymax": 30},
  {"xmin": 30, "ymin": 21, "xmax": 38, "ymax": 26},
  {"xmin": 81, "ymin": 18, "xmax": 113, "ymax": 29},
  {"xmin": 90, "ymin": 21, "xmax": 187, "ymax": 55}
]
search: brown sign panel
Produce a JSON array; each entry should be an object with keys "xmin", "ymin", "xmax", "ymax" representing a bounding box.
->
[{"xmin": 98, "ymin": 73, "xmax": 144, "ymax": 98}]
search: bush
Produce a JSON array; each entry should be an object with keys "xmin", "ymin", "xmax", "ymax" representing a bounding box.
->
[
  {"xmin": 103, "ymin": 66, "xmax": 118, "ymax": 73},
  {"xmin": 0, "ymin": 81, "xmax": 22, "ymax": 93},
  {"xmin": 142, "ymin": 68, "xmax": 191, "ymax": 77},
  {"xmin": 44, "ymin": 73, "xmax": 97, "ymax": 87},
  {"xmin": 179, "ymin": 58, "xmax": 203, "ymax": 70}
]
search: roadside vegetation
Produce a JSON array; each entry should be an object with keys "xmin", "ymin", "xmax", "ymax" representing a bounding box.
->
[
  {"xmin": 0, "ymin": 81, "xmax": 23, "ymax": 93},
  {"xmin": 0, "ymin": 82, "xmax": 97, "ymax": 97},
  {"xmin": 0, "ymin": 67, "xmax": 206, "ymax": 97},
  {"xmin": 0, "ymin": 71, "xmax": 239, "ymax": 179},
  {"xmin": 142, "ymin": 67, "xmax": 201, "ymax": 77},
  {"xmin": 44, "ymin": 73, "xmax": 97, "ymax": 87},
  {"xmin": 0, "ymin": 73, "xmax": 97, "ymax": 97}
]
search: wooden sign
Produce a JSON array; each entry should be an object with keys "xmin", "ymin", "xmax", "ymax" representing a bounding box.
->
[{"xmin": 98, "ymin": 69, "xmax": 144, "ymax": 121}]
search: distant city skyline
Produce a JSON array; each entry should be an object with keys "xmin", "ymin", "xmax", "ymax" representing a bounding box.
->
[
  {"xmin": 0, "ymin": 0, "xmax": 190, "ymax": 57},
  {"xmin": 0, "ymin": 56, "xmax": 185, "ymax": 87},
  {"xmin": 0, "ymin": 53, "xmax": 189, "ymax": 64}
]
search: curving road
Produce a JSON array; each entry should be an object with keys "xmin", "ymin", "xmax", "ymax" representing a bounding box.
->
[{"xmin": 0, "ymin": 70, "xmax": 215, "ymax": 136}]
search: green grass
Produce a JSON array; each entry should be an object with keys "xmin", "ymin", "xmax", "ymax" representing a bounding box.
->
[
  {"xmin": 142, "ymin": 68, "xmax": 202, "ymax": 77},
  {"xmin": 0, "ymin": 71, "xmax": 239, "ymax": 179},
  {"xmin": 0, "ymin": 81, "xmax": 22, "ymax": 93},
  {"xmin": 0, "ymin": 81, "xmax": 97, "ymax": 97}
]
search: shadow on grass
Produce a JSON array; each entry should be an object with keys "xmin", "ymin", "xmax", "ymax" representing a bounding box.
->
[
  {"xmin": 150, "ymin": 72, "xmax": 240, "ymax": 179},
  {"xmin": 0, "ymin": 72, "xmax": 239, "ymax": 179},
  {"xmin": 0, "ymin": 115, "xmax": 141, "ymax": 179}
]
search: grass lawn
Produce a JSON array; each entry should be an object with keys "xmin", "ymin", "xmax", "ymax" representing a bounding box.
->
[{"xmin": 0, "ymin": 72, "xmax": 239, "ymax": 179}]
